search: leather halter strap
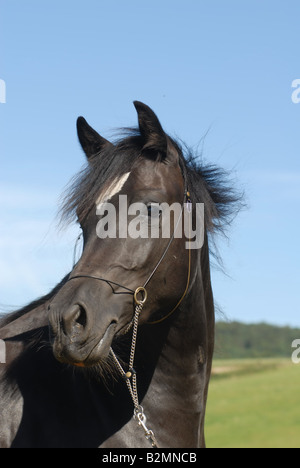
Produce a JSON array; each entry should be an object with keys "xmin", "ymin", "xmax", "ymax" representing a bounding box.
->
[{"xmin": 65, "ymin": 275, "xmax": 135, "ymax": 295}]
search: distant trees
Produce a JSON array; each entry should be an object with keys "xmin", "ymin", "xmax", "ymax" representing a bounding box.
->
[{"xmin": 214, "ymin": 322, "xmax": 300, "ymax": 359}]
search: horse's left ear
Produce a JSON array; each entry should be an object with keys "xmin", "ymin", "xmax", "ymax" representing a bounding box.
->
[{"xmin": 133, "ymin": 101, "xmax": 179, "ymax": 166}]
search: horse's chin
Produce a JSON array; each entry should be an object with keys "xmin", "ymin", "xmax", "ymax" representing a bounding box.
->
[{"xmin": 52, "ymin": 322, "xmax": 117, "ymax": 368}]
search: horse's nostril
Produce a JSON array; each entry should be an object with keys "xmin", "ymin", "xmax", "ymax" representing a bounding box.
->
[
  {"xmin": 75, "ymin": 305, "xmax": 87, "ymax": 329},
  {"xmin": 62, "ymin": 304, "xmax": 88, "ymax": 336}
]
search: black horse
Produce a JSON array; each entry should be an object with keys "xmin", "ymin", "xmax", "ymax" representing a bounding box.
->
[{"xmin": 0, "ymin": 102, "xmax": 240, "ymax": 448}]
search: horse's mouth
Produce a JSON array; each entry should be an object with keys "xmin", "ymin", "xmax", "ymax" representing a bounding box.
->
[
  {"xmin": 80, "ymin": 322, "xmax": 117, "ymax": 366},
  {"xmin": 53, "ymin": 322, "xmax": 117, "ymax": 368}
]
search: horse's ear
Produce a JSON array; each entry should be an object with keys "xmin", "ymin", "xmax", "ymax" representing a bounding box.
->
[
  {"xmin": 133, "ymin": 101, "xmax": 179, "ymax": 165},
  {"xmin": 77, "ymin": 117, "xmax": 112, "ymax": 160}
]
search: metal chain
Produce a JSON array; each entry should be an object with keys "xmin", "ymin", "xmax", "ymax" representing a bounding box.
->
[{"xmin": 109, "ymin": 301, "xmax": 159, "ymax": 448}]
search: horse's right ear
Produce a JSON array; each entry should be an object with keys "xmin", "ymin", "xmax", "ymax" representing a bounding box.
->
[{"xmin": 76, "ymin": 117, "xmax": 112, "ymax": 160}]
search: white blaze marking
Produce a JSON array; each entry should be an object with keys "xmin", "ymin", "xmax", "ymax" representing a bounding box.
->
[{"xmin": 96, "ymin": 172, "xmax": 131, "ymax": 208}]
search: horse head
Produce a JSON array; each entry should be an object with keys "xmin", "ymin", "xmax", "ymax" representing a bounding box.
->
[{"xmin": 49, "ymin": 102, "xmax": 192, "ymax": 368}]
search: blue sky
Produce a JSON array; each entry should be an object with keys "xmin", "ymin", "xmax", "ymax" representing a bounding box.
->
[{"xmin": 0, "ymin": 0, "xmax": 299, "ymax": 326}]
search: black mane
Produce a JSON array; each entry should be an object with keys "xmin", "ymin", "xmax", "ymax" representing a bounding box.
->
[{"xmin": 61, "ymin": 127, "xmax": 242, "ymax": 233}]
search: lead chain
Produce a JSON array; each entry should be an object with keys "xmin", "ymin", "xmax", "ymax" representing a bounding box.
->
[{"xmin": 109, "ymin": 301, "xmax": 158, "ymax": 448}]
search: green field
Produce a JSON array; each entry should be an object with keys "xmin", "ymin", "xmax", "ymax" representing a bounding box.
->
[{"xmin": 205, "ymin": 359, "xmax": 300, "ymax": 448}]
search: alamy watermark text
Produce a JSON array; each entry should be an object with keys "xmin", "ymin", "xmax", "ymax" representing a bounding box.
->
[
  {"xmin": 291, "ymin": 339, "xmax": 300, "ymax": 364},
  {"xmin": 96, "ymin": 196, "xmax": 204, "ymax": 250},
  {"xmin": 291, "ymin": 79, "xmax": 300, "ymax": 104},
  {"xmin": 0, "ymin": 339, "xmax": 6, "ymax": 364},
  {"xmin": 0, "ymin": 79, "xmax": 6, "ymax": 104}
]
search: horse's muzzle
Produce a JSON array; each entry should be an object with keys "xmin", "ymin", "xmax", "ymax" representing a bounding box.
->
[{"xmin": 48, "ymin": 303, "xmax": 117, "ymax": 367}]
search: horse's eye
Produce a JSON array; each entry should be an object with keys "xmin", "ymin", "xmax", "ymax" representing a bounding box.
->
[{"xmin": 147, "ymin": 203, "xmax": 162, "ymax": 218}]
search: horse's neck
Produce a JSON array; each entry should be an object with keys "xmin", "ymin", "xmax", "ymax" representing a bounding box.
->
[
  {"xmin": 144, "ymin": 270, "xmax": 214, "ymax": 447},
  {"xmin": 0, "ymin": 304, "xmax": 49, "ymax": 368},
  {"xmin": 153, "ymin": 241, "xmax": 214, "ymax": 400},
  {"xmin": 0, "ymin": 305, "xmax": 48, "ymax": 339}
]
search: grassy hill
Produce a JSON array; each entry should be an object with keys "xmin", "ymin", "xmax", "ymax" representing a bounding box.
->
[
  {"xmin": 206, "ymin": 358, "xmax": 300, "ymax": 448},
  {"xmin": 214, "ymin": 321, "xmax": 300, "ymax": 359},
  {"xmin": 206, "ymin": 322, "xmax": 300, "ymax": 447}
]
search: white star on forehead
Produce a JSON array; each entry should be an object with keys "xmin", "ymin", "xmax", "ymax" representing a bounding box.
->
[{"xmin": 96, "ymin": 172, "xmax": 131, "ymax": 208}]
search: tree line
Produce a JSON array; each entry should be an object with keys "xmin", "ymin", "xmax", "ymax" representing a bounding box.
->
[{"xmin": 214, "ymin": 321, "xmax": 300, "ymax": 359}]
